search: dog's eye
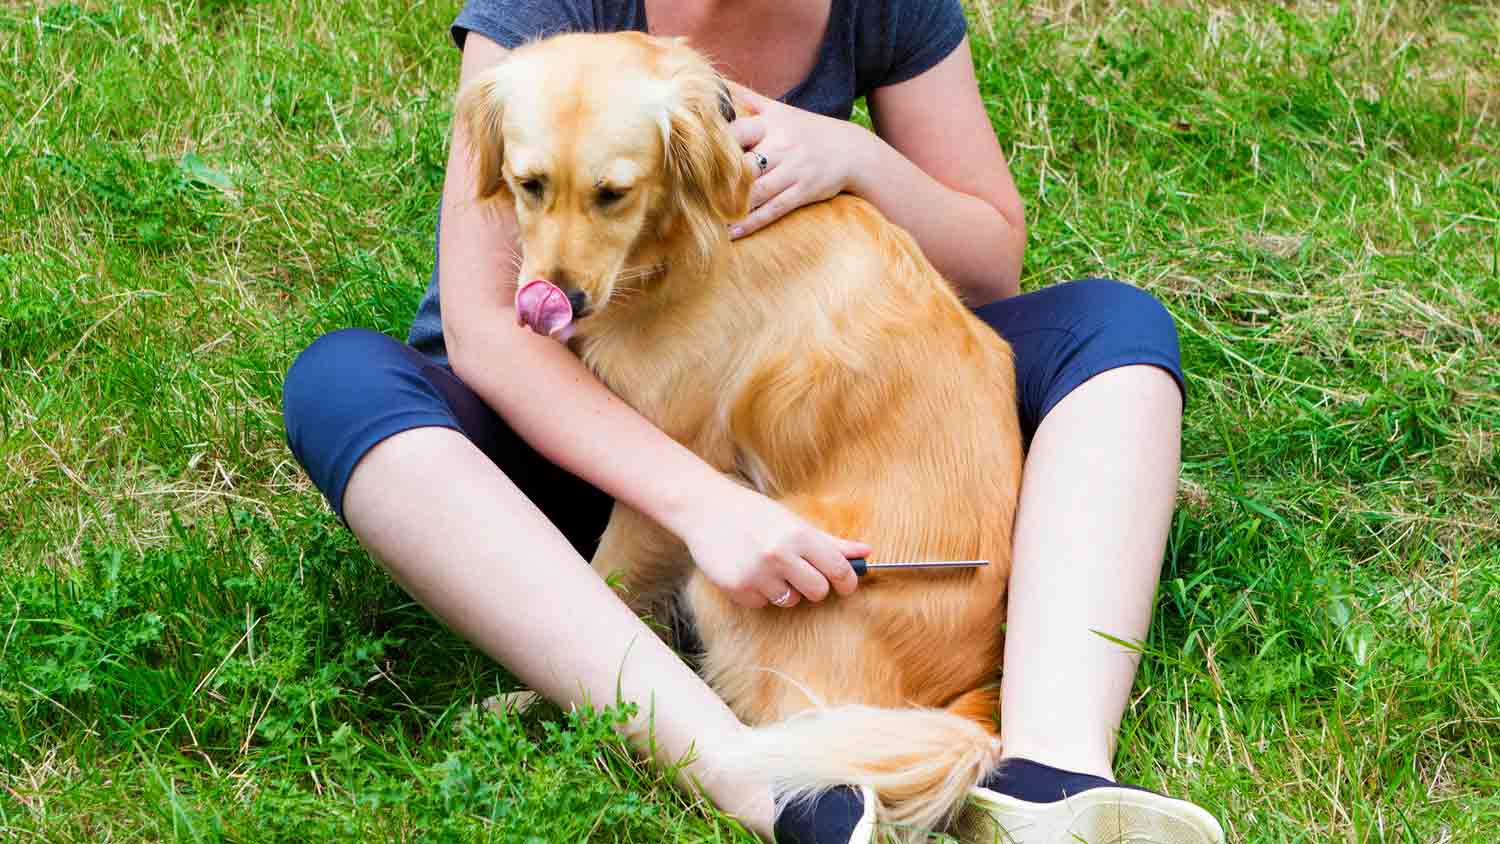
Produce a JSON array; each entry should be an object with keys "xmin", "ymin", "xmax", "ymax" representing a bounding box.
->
[
  {"xmin": 596, "ymin": 187, "xmax": 625, "ymax": 207},
  {"xmin": 520, "ymin": 178, "xmax": 544, "ymax": 198}
]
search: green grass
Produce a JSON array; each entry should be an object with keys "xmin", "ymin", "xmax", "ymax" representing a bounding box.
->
[{"xmin": 2, "ymin": 0, "xmax": 1497, "ymax": 840}]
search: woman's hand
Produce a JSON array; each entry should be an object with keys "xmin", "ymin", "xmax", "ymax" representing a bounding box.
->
[
  {"xmin": 673, "ymin": 476, "xmax": 869, "ymax": 609},
  {"xmin": 726, "ymin": 85, "xmax": 873, "ymax": 240}
]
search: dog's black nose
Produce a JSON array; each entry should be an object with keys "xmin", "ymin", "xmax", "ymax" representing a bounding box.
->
[{"xmin": 565, "ymin": 288, "xmax": 590, "ymax": 317}]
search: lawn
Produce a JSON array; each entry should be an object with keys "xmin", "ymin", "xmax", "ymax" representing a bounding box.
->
[{"xmin": 2, "ymin": 0, "xmax": 1497, "ymax": 840}]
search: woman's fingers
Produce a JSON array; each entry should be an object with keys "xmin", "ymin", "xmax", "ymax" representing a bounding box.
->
[
  {"xmin": 724, "ymin": 80, "xmax": 774, "ymax": 113},
  {"xmin": 730, "ymin": 183, "xmax": 802, "ymax": 239},
  {"xmin": 806, "ymin": 539, "xmax": 861, "ymax": 597},
  {"xmin": 745, "ymin": 161, "xmax": 795, "ymax": 209},
  {"xmin": 779, "ymin": 554, "xmax": 832, "ymax": 602},
  {"xmin": 729, "ymin": 115, "xmax": 766, "ymax": 150},
  {"xmin": 839, "ymin": 538, "xmax": 873, "ymax": 561},
  {"xmin": 754, "ymin": 537, "xmax": 868, "ymax": 608},
  {"xmin": 759, "ymin": 573, "xmax": 803, "ymax": 609}
]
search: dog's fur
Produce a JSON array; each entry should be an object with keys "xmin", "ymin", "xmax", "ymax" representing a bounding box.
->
[{"xmin": 458, "ymin": 32, "xmax": 1024, "ymax": 839}]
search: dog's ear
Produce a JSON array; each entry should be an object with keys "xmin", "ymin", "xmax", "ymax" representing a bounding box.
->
[
  {"xmin": 662, "ymin": 67, "xmax": 754, "ymax": 259},
  {"xmin": 455, "ymin": 61, "xmax": 513, "ymax": 201}
]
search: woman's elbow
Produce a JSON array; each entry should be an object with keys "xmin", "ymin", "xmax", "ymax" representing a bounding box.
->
[
  {"xmin": 444, "ymin": 320, "xmax": 490, "ymax": 383},
  {"xmin": 966, "ymin": 277, "xmax": 1019, "ymax": 307},
  {"xmin": 969, "ymin": 225, "xmax": 1024, "ymax": 304},
  {"xmin": 992, "ymin": 276, "xmax": 1023, "ymax": 302}
]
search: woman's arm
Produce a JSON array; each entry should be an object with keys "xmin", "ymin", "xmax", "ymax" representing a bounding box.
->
[
  {"xmin": 437, "ymin": 34, "xmax": 867, "ymax": 606},
  {"xmin": 440, "ymin": 36, "xmax": 708, "ymax": 538},
  {"xmin": 859, "ymin": 37, "xmax": 1025, "ymax": 303},
  {"xmin": 729, "ymin": 38, "xmax": 1025, "ymax": 304}
]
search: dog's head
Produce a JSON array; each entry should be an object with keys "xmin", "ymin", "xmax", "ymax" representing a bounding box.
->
[{"xmin": 457, "ymin": 32, "xmax": 752, "ymax": 325}]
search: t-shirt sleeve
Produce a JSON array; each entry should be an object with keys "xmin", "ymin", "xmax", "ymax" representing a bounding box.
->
[
  {"xmin": 880, "ymin": 0, "xmax": 967, "ymax": 86},
  {"xmin": 450, "ymin": 0, "xmax": 596, "ymax": 51}
]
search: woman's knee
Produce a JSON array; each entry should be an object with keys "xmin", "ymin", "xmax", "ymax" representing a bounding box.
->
[
  {"xmin": 282, "ymin": 328, "xmax": 466, "ymax": 520},
  {"xmin": 281, "ymin": 327, "xmax": 432, "ymax": 474},
  {"xmin": 283, "ymin": 329, "xmax": 390, "ymax": 437},
  {"xmin": 1066, "ymin": 278, "xmax": 1179, "ymax": 357},
  {"xmin": 994, "ymin": 278, "xmax": 1187, "ymax": 436}
]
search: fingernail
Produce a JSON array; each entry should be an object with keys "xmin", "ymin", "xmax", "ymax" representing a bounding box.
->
[{"xmin": 728, "ymin": 225, "xmax": 743, "ymax": 238}]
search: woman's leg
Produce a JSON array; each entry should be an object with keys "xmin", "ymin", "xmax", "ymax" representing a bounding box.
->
[
  {"xmin": 282, "ymin": 329, "xmax": 775, "ymax": 837},
  {"xmin": 341, "ymin": 426, "xmax": 775, "ymax": 834},
  {"xmin": 998, "ymin": 363, "xmax": 1180, "ymax": 777},
  {"xmin": 969, "ymin": 279, "xmax": 1187, "ymax": 774},
  {"xmin": 962, "ymin": 280, "xmax": 1222, "ymax": 842}
]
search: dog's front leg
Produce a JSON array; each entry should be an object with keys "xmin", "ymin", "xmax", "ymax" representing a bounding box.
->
[{"xmin": 591, "ymin": 502, "xmax": 693, "ymax": 619}]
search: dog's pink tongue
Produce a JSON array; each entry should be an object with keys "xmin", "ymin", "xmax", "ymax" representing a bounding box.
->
[{"xmin": 515, "ymin": 279, "xmax": 575, "ymax": 341}]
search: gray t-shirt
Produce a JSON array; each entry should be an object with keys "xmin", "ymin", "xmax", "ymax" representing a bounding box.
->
[{"xmin": 408, "ymin": 0, "xmax": 967, "ymax": 362}]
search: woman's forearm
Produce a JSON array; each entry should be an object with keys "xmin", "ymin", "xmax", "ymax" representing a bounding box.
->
[
  {"xmin": 448, "ymin": 325, "xmax": 725, "ymax": 534},
  {"xmin": 439, "ymin": 180, "xmax": 726, "ymax": 540},
  {"xmin": 844, "ymin": 127, "xmax": 1023, "ymax": 304},
  {"xmin": 438, "ymin": 35, "xmax": 724, "ymax": 539}
]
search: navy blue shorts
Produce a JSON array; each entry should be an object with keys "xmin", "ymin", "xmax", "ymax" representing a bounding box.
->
[{"xmin": 283, "ymin": 278, "xmax": 1185, "ymax": 549}]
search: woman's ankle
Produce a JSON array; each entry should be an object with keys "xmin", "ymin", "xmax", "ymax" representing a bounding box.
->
[
  {"xmin": 995, "ymin": 736, "xmax": 1113, "ymax": 782},
  {"xmin": 727, "ymin": 787, "xmax": 775, "ymax": 840},
  {"xmin": 690, "ymin": 742, "xmax": 776, "ymax": 839}
]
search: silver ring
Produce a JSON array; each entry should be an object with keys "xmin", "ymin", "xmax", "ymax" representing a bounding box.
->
[
  {"xmin": 771, "ymin": 587, "xmax": 794, "ymax": 606},
  {"xmin": 753, "ymin": 151, "xmax": 768, "ymax": 175}
]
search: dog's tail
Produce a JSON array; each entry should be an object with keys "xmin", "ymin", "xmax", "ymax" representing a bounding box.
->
[{"xmin": 723, "ymin": 691, "xmax": 1001, "ymax": 841}]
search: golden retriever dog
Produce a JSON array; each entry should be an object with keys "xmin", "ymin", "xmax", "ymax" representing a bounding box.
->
[{"xmin": 458, "ymin": 31, "xmax": 1024, "ymax": 840}]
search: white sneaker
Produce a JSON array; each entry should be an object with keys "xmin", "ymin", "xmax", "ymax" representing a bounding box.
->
[
  {"xmin": 850, "ymin": 785, "xmax": 877, "ymax": 844},
  {"xmin": 952, "ymin": 783, "xmax": 1226, "ymax": 844}
]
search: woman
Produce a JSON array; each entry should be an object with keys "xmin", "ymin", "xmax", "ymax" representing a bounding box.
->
[{"xmin": 282, "ymin": 1, "xmax": 1225, "ymax": 841}]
